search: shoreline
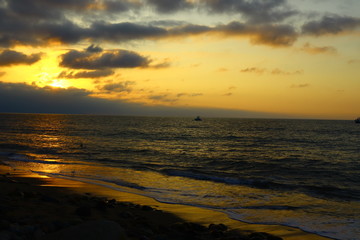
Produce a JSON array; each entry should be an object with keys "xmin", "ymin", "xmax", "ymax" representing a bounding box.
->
[{"xmin": 0, "ymin": 157, "xmax": 331, "ymax": 240}]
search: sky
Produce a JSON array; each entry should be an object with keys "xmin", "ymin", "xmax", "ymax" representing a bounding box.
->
[{"xmin": 0, "ymin": 0, "xmax": 359, "ymax": 119}]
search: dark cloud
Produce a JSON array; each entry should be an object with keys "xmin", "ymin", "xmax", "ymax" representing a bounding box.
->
[
  {"xmin": 101, "ymin": 1, "xmax": 135, "ymax": 13},
  {"xmin": 0, "ymin": 0, "xmax": 358, "ymax": 50},
  {"xmin": 300, "ymin": 43, "xmax": 337, "ymax": 55},
  {"xmin": 271, "ymin": 68, "xmax": 303, "ymax": 75},
  {"xmin": 40, "ymin": 21, "xmax": 88, "ymax": 44},
  {"xmin": 240, "ymin": 67, "xmax": 266, "ymax": 74},
  {"xmin": 240, "ymin": 67, "xmax": 302, "ymax": 75},
  {"xmin": 89, "ymin": 22, "xmax": 167, "ymax": 42},
  {"xmin": 58, "ymin": 70, "xmax": 114, "ymax": 79},
  {"xmin": 86, "ymin": 44, "xmax": 103, "ymax": 53},
  {"xmin": 169, "ymin": 24, "xmax": 212, "ymax": 36},
  {"xmin": 302, "ymin": 15, "xmax": 360, "ymax": 35},
  {"xmin": 290, "ymin": 83, "xmax": 309, "ymax": 88},
  {"xmin": 60, "ymin": 48, "xmax": 150, "ymax": 70},
  {"xmin": 0, "ymin": 2, "xmax": 141, "ymax": 47},
  {"xmin": 0, "ymin": 81, "xmax": 290, "ymax": 118},
  {"xmin": 164, "ymin": 21, "xmax": 298, "ymax": 46},
  {"xmin": 200, "ymin": 0, "xmax": 297, "ymax": 24},
  {"xmin": 150, "ymin": 58, "xmax": 172, "ymax": 69},
  {"xmin": 216, "ymin": 21, "xmax": 298, "ymax": 46},
  {"xmin": 146, "ymin": 0, "xmax": 191, "ymax": 13},
  {"xmin": 0, "ymin": 7, "xmax": 87, "ymax": 47},
  {"xmin": 97, "ymin": 81, "xmax": 135, "ymax": 93},
  {"xmin": 5, "ymin": 0, "xmax": 116, "ymax": 19},
  {"xmin": 176, "ymin": 93, "xmax": 203, "ymax": 98},
  {"xmin": 149, "ymin": 20, "xmax": 188, "ymax": 27},
  {"xmin": 247, "ymin": 24, "xmax": 298, "ymax": 46},
  {"xmin": 6, "ymin": 0, "xmax": 62, "ymax": 19},
  {"xmin": 149, "ymin": 94, "xmax": 175, "ymax": 102},
  {"xmin": 0, "ymin": 50, "xmax": 42, "ymax": 66},
  {"xmin": 0, "ymin": 0, "xmax": 298, "ymax": 48},
  {"xmin": 148, "ymin": 92, "xmax": 204, "ymax": 104},
  {"xmin": 0, "ymin": 81, "xmax": 138, "ymax": 115}
]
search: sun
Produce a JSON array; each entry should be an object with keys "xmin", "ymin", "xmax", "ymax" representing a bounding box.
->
[
  {"xmin": 36, "ymin": 71, "xmax": 69, "ymax": 88},
  {"xmin": 49, "ymin": 79, "xmax": 68, "ymax": 88}
]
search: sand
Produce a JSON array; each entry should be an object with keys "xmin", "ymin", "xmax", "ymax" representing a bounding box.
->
[{"xmin": 0, "ymin": 158, "xmax": 331, "ymax": 240}]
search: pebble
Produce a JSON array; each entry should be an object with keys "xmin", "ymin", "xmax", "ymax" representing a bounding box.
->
[
  {"xmin": 75, "ymin": 206, "xmax": 92, "ymax": 217},
  {"xmin": 40, "ymin": 195, "xmax": 59, "ymax": 203},
  {"xmin": 119, "ymin": 211, "xmax": 135, "ymax": 219},
  {"xmin": 41, "ymin": 220, "xmax": 127, "ymax": 240},
  {"xmin": 209, "ymin": 223, "xmax": 228, "ymax": 232},
  {"xmin": 141, "ymin": 205, "xmax": 154, "ymax": 211},
  {"xmin": 249, "ymin": 232, "xmax": 283, "ymax": 240}
]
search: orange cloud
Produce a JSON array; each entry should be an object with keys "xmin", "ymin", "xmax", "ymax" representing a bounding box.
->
[{"xmin": 301, "ymin": 43, "xmax": 337, "ymax": 55}]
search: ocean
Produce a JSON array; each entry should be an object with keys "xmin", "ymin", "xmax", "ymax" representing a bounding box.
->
[{"xmin": 0, "ymin": 113, "xmax": 359, "ymax": 240}]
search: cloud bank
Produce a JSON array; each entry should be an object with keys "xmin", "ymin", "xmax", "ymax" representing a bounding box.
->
[
  {"xmin": 0, "ymin": 0, "xmax": 358, "ymax": 49},
  {"xmin": 0, "ymin": 81, "xmax": 288, "ymax": 118}
]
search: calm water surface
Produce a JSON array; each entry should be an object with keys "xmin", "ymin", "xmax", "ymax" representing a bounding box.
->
[{"xmin": 0, "ymin": 114, "xmax": 359, "ymax": 240}]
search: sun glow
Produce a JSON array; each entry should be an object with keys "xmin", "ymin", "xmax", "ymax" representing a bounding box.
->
[
  {"xmin": 49, "ymin": 79, "xmax": 68, "ymax": 88},
  {"xmin": 36, "ymin": 71, "xmax": 69, "ymax": 88}
]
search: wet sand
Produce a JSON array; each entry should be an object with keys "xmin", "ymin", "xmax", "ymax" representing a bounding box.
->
[{"xmin": 0, "ymin": 158, "xmax": 331, "ymax": 240}]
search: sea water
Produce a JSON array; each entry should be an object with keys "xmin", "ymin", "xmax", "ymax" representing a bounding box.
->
[{"xmin": 0, "ymin": 113, "xmax": 359, "ymax": 240}]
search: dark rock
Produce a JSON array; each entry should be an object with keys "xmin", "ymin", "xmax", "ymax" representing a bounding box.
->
[
  {"xmin": 95, "ymin": 200, "xmax": 108, "ymax": 211},
  {"xmin": 0, "ymin": 231, "xmax": 12, "ymax": 240},
  {"xmin": 33, "ymin": 228, "xmax": 45, "ymax": 239},
  {"xmin": 9, "ymin": 223, "xmax": 20, "ymax": 233},
  {"xmin": 140, "ymin": 236, "xmax": 151, "ymax": 240},
  {"xmin": 137, "ymin": 224, "xmax": 154, "ymax": 236},
  {"xmin": 119, "ymin": 211, "xmax": 135, "ymax": 219},
  {"xmin": 141, "ymin": 205, "xmax": 154, "ymax": 211},
  {"xmin": 40, "ymin": 195, "xmax": 59, "ymax": 203},
  {"xmin": 0, "ymin": 220, "xmax": 10, "ymax": 230},
  {"xmin": 171, "ymin": 222, "xmax": 207, "ymax": 234},
  {"xmin": 23, "ymin": 191, "xmax": 38, "ymax": 198},
  {"xmin": 249, "ymin": 232, "xmax": 283, "ymax": 240},
  {"xmin": 9, "ymin": 190, "xmax": 24, "ymax": 198},
  {"xmin": 211, "ymin": 229, "xmax": 224, "ymax": 238},
  {"xmin": 209, "ymin": 223, "xmax": 228, "ymax": 232},
  {"xmin": 153, "ymin": 234, "xmax": 168, "ymax": 240},
  {"xmin": 52, "ymin": 220, "xmax": 71, "ymax": 230},
  {"xmin": 133, "ymin": 204, "xmax": 141, "ymax": 209},
  {"xmin": 75, "ymin": 206, "xmax": 92, "ymax": 218},
  {"xmin": 41, "ymin": 220, "xmax": 127, "ymax": 240},
  {"xmin": 40, "ymin": 222, "xmax": 56, "ymax": 233},
  {"xmin": 185, "ymin": 222, "xmax": 207, "ymax": 232}
]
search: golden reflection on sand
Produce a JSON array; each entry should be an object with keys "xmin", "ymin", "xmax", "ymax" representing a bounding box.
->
[
  {"xmin": 45, "ymin": 175, "xmax": 330, "ymax": 240},
  {"xmin": 0, "ymin": 157, "xmax": 331, "ymax": 240}
]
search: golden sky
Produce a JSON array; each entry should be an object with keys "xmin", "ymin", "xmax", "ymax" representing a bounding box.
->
[{"xmin": 0, "ymin": 0, "xmax": 359, "ymax": 119}]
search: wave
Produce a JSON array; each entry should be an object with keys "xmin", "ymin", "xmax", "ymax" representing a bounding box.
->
[
  {"xmin": 239, "ymin": 205, "xmax": 303, "ymax": 210},
  {"xmin": 160, "ymin": 168, "xmax": 360, "ymax": 201},
  {"xmin": 0, "ymin": 143, "xmax": 33, "ymax": 151},
  {"xmin": 4, "ymin": 153, "xmax": 82, "ymax": 166},
  {"xmin": 31, "ymin": 170, "xmax": 147, "ymax": 191},
  {"xmin": 161, "ymin": 168, "xmax": 250, "ymax": 185}
]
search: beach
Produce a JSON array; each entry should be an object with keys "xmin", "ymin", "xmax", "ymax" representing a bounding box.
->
[{"xmin": 0, "ymin": 157, "xmax": 331, "ymax": 240}]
